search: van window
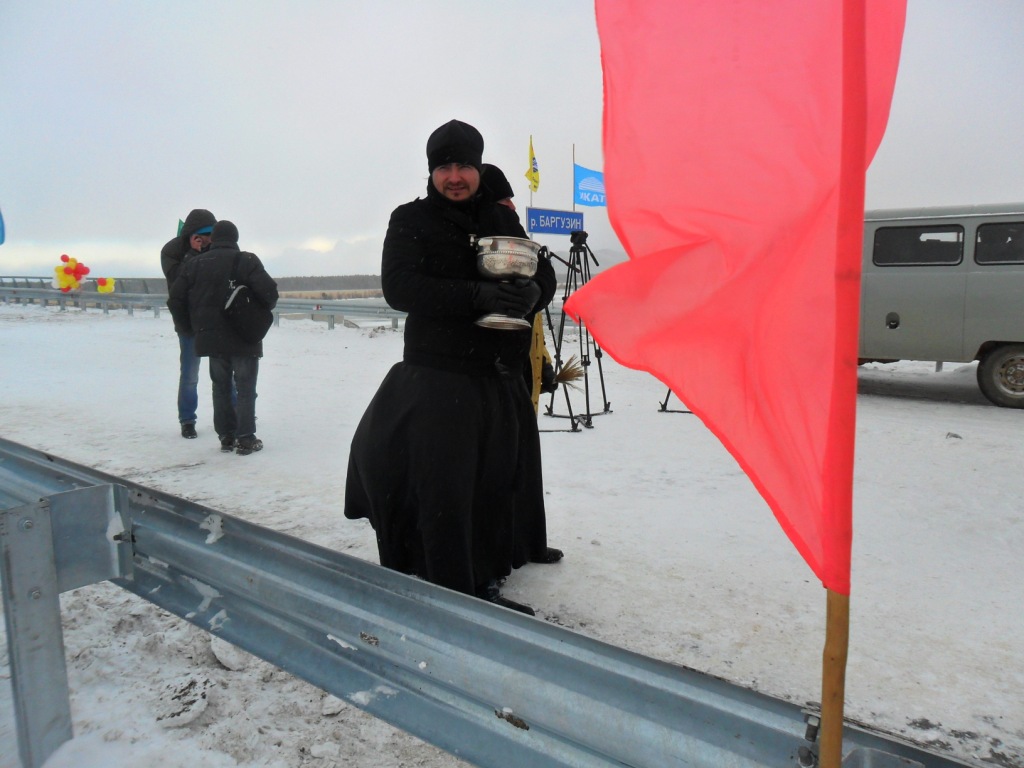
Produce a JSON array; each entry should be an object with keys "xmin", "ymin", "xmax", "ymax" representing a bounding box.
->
[
  {"xmin": 872, "ymin": 225, "xmax": 964, "ymax": 266},
  {"xmin": 975, "ymin": 223, "xmax": 1024, "ymax": 264}
]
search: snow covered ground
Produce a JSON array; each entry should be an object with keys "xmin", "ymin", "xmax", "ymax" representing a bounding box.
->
[{"xmin": 1, "ymin": 302, "xmax": 1021, "ymax": 768}]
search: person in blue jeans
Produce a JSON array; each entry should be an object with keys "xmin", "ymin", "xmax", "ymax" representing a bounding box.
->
[
  {"xmin": 161, "ymin": 209, "xmax": 216, "ymax": 438},
  {"xmin": 168, "ymin": 220, "xmax": 278, "ymax": 455},
  {"xmin": 175, "ymin": 333, "xmax": 201, "ymax": 432}
]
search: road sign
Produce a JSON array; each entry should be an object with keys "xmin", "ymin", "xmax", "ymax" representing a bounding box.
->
[{"xmin": 526, "ymin": 207, "xmax": 584, "ymax": 236}]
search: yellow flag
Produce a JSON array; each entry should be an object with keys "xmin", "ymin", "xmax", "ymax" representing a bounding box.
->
[{"xmin": 525, "ymin": 136, "xmax": 540, "ymax": 192}]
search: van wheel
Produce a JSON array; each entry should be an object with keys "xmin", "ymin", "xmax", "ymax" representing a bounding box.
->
[{"xmin": 977, "ymin": 344, "xmax": 1024, "ymax": 408}]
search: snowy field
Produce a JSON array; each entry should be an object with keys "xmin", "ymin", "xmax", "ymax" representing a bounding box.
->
[{"xmin": 0, "ymin": 302, "xmax": 1021, "ymax": 768}]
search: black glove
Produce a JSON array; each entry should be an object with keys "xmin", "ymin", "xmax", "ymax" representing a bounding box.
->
[
  {"xmin": 540, "ymin": 360, "xmax": 558, "ymax": 393},
  {"xmin": 471, "ymin": 279, "xmax": 541, "ymax": 318}
]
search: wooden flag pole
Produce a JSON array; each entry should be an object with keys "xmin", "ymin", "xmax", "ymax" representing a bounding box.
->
[
  {"xmin": 819, "ymin": 588, "xmax": 850, "ymax": 768},
  {"xmin": 820, "ymin": 0, "xmax": 860, "ymax": 761}
]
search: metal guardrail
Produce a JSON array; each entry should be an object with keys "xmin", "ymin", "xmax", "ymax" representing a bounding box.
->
[
  {"xmin": 272, "ymin": 297, "xmax": 405, "ymax": 329},
  {"xmin": 0, "ymin": 275, "xmax": 162, "ymax": 293},
  {"xmin": 0, "ymin": 436, "xmax": 974, "ymax": 768},
  {"xmin": 0, "ymin": 276, "xmax": 55, "ymax": 289},
  {"xmin": 0, "ymin": 286, "xmax": 406, "ymax": 329}
]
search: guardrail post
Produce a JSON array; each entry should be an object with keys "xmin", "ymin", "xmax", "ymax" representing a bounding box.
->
[
  {"xmin": 1, "ymin": 500, "xmax": 74, "ymax": 768},
  {"xmin": 2, "ymin": 483, "xmax": 132, "ymax": 767}
]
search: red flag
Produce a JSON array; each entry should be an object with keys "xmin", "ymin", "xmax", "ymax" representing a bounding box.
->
[{"xmin": 565, "ymin": 0, "xmax": 905, "ymax": 594}]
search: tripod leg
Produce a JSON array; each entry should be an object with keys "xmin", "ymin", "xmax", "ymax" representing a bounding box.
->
[
  {"xmin": 592, "ymin": 342, "xmax": 612, "ymax": 413},
  {"xmin": 559, "ymin": 374, "xmax": 580, "ymax": 431},
  {"xmin": 660, "ymin": 387, "xmax": 672, "ymax": 411},
  {"xmin": 547, "ymin": 246, "xmax": 583, "ymax": 425},
  {"xmin": 546, "ymin": 296, "xmax": 570, "ymax": 417},
  {"xmin": 576, "ymin": 241, "xmax": 603, "ymax": 425},
  {"xmin": 579, "ymin": 324, "xmax": 594, "ymax": 429}
]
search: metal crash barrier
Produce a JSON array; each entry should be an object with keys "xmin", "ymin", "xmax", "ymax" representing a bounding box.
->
[
  {"xmin": 0, "ymin": 436, "xmax": 973, "ymax": 768},
  {"xmin": 0, "ymin": 286, "xmax": 406, "ymax": 329}
]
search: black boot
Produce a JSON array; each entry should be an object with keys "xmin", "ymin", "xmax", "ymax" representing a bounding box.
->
[
  {"xmin": 478, "ymin": 581, "xmax": 535, "ymax": 616},
  {"xmin": 531, "ymin": 546, "xmax": 564, "ymax": 564}
]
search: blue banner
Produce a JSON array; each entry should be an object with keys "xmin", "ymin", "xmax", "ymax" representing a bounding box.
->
[
  {"xmin": 573, "ymin": 164, "xmax": 606, "ymax": 207},
  {"xmin": 0, "ymin": 207, "xmax": 5, "ymax": 245},
  {"xmin": 526, "ymin": 207, "xmax": 584, "ymax": 235}
]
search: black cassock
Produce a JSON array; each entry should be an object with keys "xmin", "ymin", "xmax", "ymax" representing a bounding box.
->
[{"xmin": 344, "ymin": 185, "xmax": 555, "ymax": 597}]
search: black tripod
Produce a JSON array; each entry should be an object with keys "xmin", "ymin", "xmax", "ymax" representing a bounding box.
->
[
  {"xmin": 544, "ymin": 230, "xmax": 612, "ymax": 429},
  {"xmin": 658, "ymin": 388, "xmax": 693, "ymax": 414}
]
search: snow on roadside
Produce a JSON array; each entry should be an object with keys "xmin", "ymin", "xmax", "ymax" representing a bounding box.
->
[{"xmin": 1, "ymin": 304, "xmax": 1021, "ymax": 767}]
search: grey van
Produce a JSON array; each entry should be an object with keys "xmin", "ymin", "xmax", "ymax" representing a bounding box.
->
[{"xmin": 859, "ymin": 203, "xmax": 1024, "ymax": 408}]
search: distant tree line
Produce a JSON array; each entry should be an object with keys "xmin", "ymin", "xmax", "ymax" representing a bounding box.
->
[{"xmin": 275, "ymin": 275, "xmax": 382, "ymax": 291}]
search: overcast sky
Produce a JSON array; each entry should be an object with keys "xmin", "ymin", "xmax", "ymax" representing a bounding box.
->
[{"xmin": 2, "ymin": 1, "xmax": 1023, "ymax": 278}]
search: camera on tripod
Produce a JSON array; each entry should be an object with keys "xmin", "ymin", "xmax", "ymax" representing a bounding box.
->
[{"xmin": 569, "ymin": 230, "xmax": 589, "ymax": 247}]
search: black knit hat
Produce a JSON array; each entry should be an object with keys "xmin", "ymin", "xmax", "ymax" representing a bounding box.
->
[
  {"xmin": 426, "ymin": 119, "xmax": 484, "ymax": 172},
  {"xmin": 211, "ymin": 220, "xmax": 239, "ymax": 245},
  {"xmin": 480, "ymin": 164, "xmax": 514, "ymax": 203},
  {"xmin": 181, "ymin": 208, "xmax": 216, "ymax": 239}
]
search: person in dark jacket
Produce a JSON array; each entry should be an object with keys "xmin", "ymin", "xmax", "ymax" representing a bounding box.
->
[
  {"xmin": 478, "ymin": 164, "xmax": 562, "ymax": 410},
  {"xmin": 344, "ymin": 120, "xmax": 559, "ymax": 615},
  {"xmin": 161, "ymin": 208, "xmax": 216, "ymax": 439},
  {"xmin": 477, "ymin": 163, "xmax": 564, "ymax": 563},
  {"xmin": 168, "ymin": 220, "xmax": 278, "ymax": 455}
]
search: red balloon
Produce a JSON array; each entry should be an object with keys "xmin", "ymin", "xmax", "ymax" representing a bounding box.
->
[
  {"xmin": 80, "ymin": 265, "xmax": 90, "ymax": 275},
  {"xmin": 61, "ymin": 254, "xmax": 70, "ymax": 262},
  {"xmin": 63, "ymin": 266, "xmax": 73, "ymax": 275},
  {"xmin": 60, "ymin": 285, "xmax": 71, "ymax": 293}
]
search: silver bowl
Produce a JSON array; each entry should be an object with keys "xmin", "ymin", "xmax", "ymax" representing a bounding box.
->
[
  {"xmin": 474, "ymin": 236, "xmax": 541, "ymax": 330},
  {"xmin": 476, "ymin": 236, "xmax": 541, "ymax": 279}
]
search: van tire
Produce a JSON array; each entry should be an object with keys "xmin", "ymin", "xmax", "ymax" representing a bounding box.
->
[{"xmin": 977, "ymin": 344, "xmax": 1024, "ymax": 408}]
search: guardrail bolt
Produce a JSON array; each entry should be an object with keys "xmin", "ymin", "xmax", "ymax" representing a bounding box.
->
[
  {"xmin": 20, "ymin": 518, "xmax": 35, "ymax": 531},
  {"xmin": 29, "ymin": 588, "xmax": 42, "ymax": 600}
]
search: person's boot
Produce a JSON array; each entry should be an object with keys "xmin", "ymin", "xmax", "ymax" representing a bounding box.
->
[
  {"xmin": 478, "ymin": 581, "xmax": 535, "ymax": 616},
  {"xmin": 236, "ymin": 435, "xmax": 263, "ymax": 455},
  {"xmin": 181, "ymin": 423, "xmax": 197, "ymax": 439},
  {"xmin": 531, "ymin": 547, "xmax": 563, "ymax": 564},
  {"xmin": 219, "ymin": 435, "xmax": 236, "ymax": 452}
]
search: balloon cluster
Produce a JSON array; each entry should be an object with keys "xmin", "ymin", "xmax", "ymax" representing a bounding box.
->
[
  {"xmin": 52, "ymin": 254, "xmax": 89, "ymax": 292},
  {"xmin": 51, "ymin": 254, "xmax": 115, "ymax": 294}
]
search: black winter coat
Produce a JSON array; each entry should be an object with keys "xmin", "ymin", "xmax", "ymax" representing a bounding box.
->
[
  {"xmin": 161, "ymin": 235, "xmax": 195, "ymax": 293},
  {"xmin": 382, "ymin": 185, "xmax": 557, "ymax": 376},
  {"xmin": 167, "ymin": 244, "xmax": 279, "ymax": 358}
]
